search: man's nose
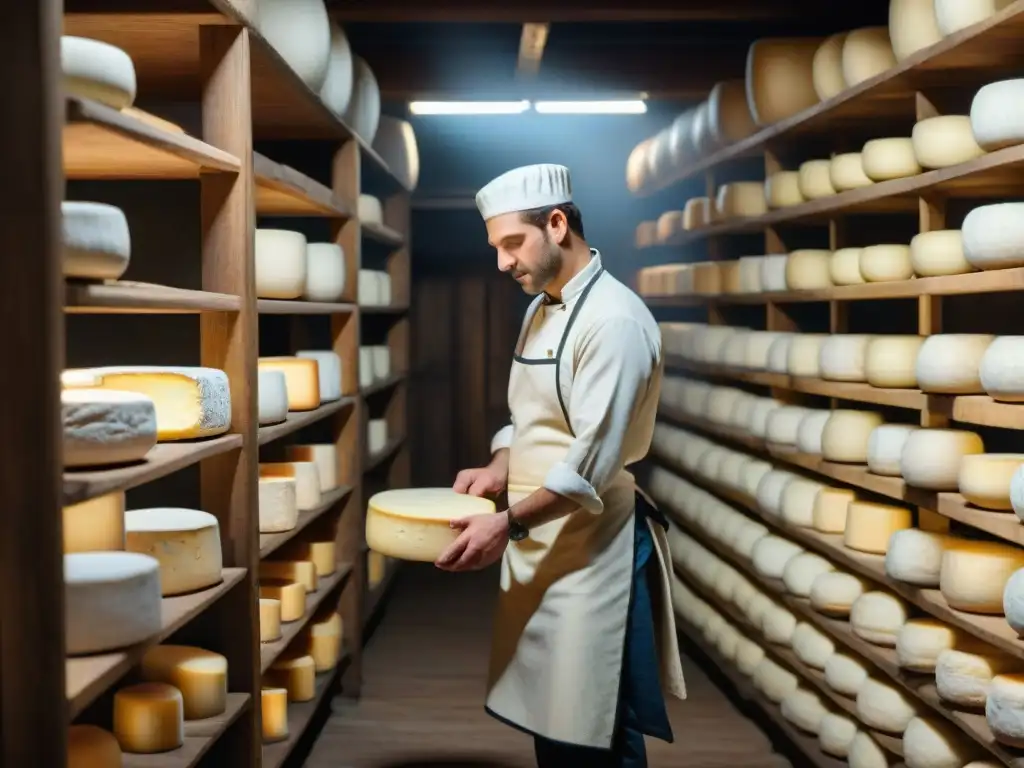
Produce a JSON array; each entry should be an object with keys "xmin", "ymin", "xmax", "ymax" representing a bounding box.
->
[{"xmin": 497, "ymin": 252, "xmax": 515, "ymax": 272}]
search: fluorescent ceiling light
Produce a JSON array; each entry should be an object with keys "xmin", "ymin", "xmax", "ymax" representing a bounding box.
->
[
  {"xmin": 409, "ymin": 100, "xmax": 530, "ymax": 115},
  {"xmin": 534, "ymin": 100, "xmax": 647, "ymax": 114}
]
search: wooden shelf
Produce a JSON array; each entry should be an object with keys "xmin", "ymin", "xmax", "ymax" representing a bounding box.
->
[
  {"xmin": 261, "ymin": 664, "xmax": 343, "ymax": 768},
  {"xmin": 260, "ymin": 565, "xmax": 351, "ymax": 671},
  {"xmin": 362, "ymin": 221, "xmax": 404, "ymax": 247},
  {"xmin": 259, "ymin": 486, "xmax": 354, "ymax": 558},
  {"xmin": 359, "ymin": 304, "xmax": 409, "ymax": 315},
  {"xmin": 67, "ymin": 568, "xmax": 246, "ymax": 717},
  {"xmin": 254, "ymin": 152, "xmax": 353, "ymax": 217},
  {"xmin": 123, "ymin": 693, "xmax": 250, "ymax": 768},
  {"xmin": 635, "ymin": 2, "xmax": 1024, "ymax": 194},
  {"xmin": 63, "ymin": 435, "xmax": 243, "ymax": 506},
  {"xmin": 360, "ymin": 372, "xmax": 405, "ymax": 398},
  {"xmin": 257, "ymin": 299, "xmax": 357, "ymax": 315},
  {"xmin": 364, "ymin": 436, "xmax": 405, "ymax": 473},
  {"xmin": 257, "ymin": 398, "xmax": 355, "ymax": 447},
  {"xmin": 64, "ymin": 97, "xmax": 240, "ymax": 179},
  {"xmin": 65, "ymin": 281, "xmax": 241, "ymax": 314}
]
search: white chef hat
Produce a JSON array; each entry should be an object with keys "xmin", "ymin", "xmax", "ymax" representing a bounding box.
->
[{"xmin": 475, "ymin": 163, "xmax": 573, "ymax": 221}]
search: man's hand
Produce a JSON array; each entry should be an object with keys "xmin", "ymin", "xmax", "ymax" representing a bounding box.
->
[
  {"xmin": 435, "ymin": 512, "xmax": 509, "ymax": 572},
  {"xmin": 453, "ymin": 465, "xmax": 506, "ymax": 497}
]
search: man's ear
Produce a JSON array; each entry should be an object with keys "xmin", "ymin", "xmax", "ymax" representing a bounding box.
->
[{"xmin": 547, "ymin": 209, "xmax": 570, "ymax": 245}]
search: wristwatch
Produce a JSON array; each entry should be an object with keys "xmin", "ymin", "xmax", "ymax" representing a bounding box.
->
[{"xmin": 507, "ymin": 509, "xmax": 529, "ymax": 542}]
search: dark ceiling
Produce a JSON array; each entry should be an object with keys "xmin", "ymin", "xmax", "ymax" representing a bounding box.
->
[{"xmin": 331, "ymin": 0, "xmax": 892, "ymax": 102}]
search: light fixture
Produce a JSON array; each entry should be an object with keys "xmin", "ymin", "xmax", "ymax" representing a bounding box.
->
[
  {"xmin": 533, "ymin": 99, "xmax": 647, "ymax": 114},
  {"xmin": 409, "ymin": 100, "xmax": 531, "ymax": 115}
]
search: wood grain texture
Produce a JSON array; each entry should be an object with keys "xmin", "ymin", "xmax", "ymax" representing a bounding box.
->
[{"xmin": 306, "ymin": 563, "xmax": 785, "ymax": 767}]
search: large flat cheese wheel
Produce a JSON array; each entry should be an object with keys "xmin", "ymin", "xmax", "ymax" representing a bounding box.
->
[
  {"xmin": 981, "ymin": 337, "xmax": 1024, "ymax": 402},
  {"xmin": 812, "ymin": 33, "xmax": 848, "ymax": 101},
  {"xmin": 255, "ymin": 229, "xmax": 307, "ymax": 299},
  {"xmin": 256, "ymin": 0, "xmax": 330, "ymax": 90},
  {"xmin": 987, "ymin": 674, "xmax": 1024, "ymax": 748},
  {"xmin": 113, "ymin": 682, "xmax": 184, "ymax": 753},
  {"xmin": 844, "ymin": 502, "xmax": 912, "ymax": 554},
  {"xmin": 936, "ymin": 0, "xmax": 1014, "ymax": 36},
  {"xmin": 260, "ymin": 598, "xmax": 282, "ymax": 642},
  {"xmin": 941, "ymin": 541, "xmax": 1024, "ymax": 614},
  {"xmin": 812, "ymin": 488, "xmax": 856, "ymax": 533},
  {"xmin": 856, "ymin": 677, "xmax": 920, "ymax": 733},
  {"xmin": 824, "ymin": 653, "xmax": 869, "ymax": 696},
  {"xmin": 885, "ymin": 529, "xmax": 955, "ymax": 587},
  {"xmin": 851, "ymin": 591, "xmax": 908, "ymax": 646},
  {"xmin": 830, "ymin": 152, "xmax": 874, "ymax": 190},
  {"xmin": 764, "ymin": 171, "xmax": 804, "ymax": 208},
  {"xmin": 811, "ymin": 572, "xmax": 868, "ymax": 617},
  {"xmin": 260, "ymin": 579, "xmax": 305, "ymax": 622},
  {"xmin": 862, "ymin": 137, "xmax": 921, "ymax": 181},
  {"xmin": 865, "ymin": 335, "xmax": 924, "ymax": 388},
  {"xmin": 266, "ymin": 653, "xmax": 317, "ymax": 702},
  {"xmin": 63, "ymin": 492, "xmax": 126, "ymax": 553},
  {"xmin": 60, "ymin": 36, "xmax": 137, "ymax": 108},
  {"xmin": 910, "ymin": 230, "xmax": 971, "ymax": 277},
  {"xmin": 860, "ymin": 244, "xmax": 913, "ymax": 282},
  {"xmin": 867, "ymin": 424, "xmax": 918, "ymax": 476},
  {"xmin": 903, "ymin": 716, "xmax": 980, "ymax": 767},
  {"xmin": 936, "ymin": 648, "xmax": 1014, "ymax": 708},
  {"xmin": 64, "ymin": 366, "xmax": 232, "ymax": 441},
  {"xmin": 797, "ymin": 160, "xmax": 835, "ymax": 199},
  {"xmin": 819, "ymin": 334, "xmax": 873, "ymax": 382},
  {"xmin": 959, "ymin": 454, "xmax": 1024, "ymax": 510},
  {"xmin": 373, "ymin": 115, "xmax": 419, "ymax": 190},
  {"xmin": 841, "ymin": 28, "xmax": 896, "ymax": 87},
  {"xmin": 913, "ymin": 115, "xmax": 987, "ymax": 169},
  {"xmin": 258, "ymin": 370, "xmax": 288, "ymax": 426},
  {"xmin": 889, "ymin": 0, "xmax": 943, "ymax": 61},
  {"xmin": 68, "ymin": 725, "xmax": 122, "ymax": 768},
  {"xmin": 62, "ymin": 388, "xmax": 157, "ymax": 468},
  {"xmin": 901, "ymin": 429, "xmax": 985, "ymax": 490},
  {"xmin": 970, "ymin": 78, "xmax": 1024, "ymax": 151},
  {"xmin": 261, "ymin": 687, "xmax": 289, "ymax": 743},
  {"xmin": 895, "ymin": 620, "xmax": 966, "ymax": 673},
  {"xmin": 366, "ymin": 488, "xmax": 497, "ymax": 561},
  {"xmin": 745, "ymin": 37, "xmax": 822, "ymax": 126},
  {"xmin": 785, "ymin": 249, "xmax": 832, "ymax": 290},
  {"xmin": 124, "ymin": 508, "xmax": 223, "ymax": 596},
  {"xmin": 141, "ymin": 645, "xmax": 227, "ymax": 720},
  {"xmin": 258, "ymin": 477, "xmax": 299, "ymax": 534},
  {"xmin": 715, "ymin": 182, "xmax": 767, "ymax": 219},
  {"xmin": 258, "ymin": 357, "xmax": 321, "ymax": 411},
  {"xmin": 821, "ymin": 410, "xmax": 883, "ymax": 463},
  {"xmin": 296, "ymin": 350, "xmax": 342, "ymax": 402},
  {"xmin": 303, "ymin": 243, "xmax": 346, "ymax": 302},
  {"xmin": 963, "ymin": 203, "xmax": 1024, "ymax": 270},
  {"xmin": 830, "ymin": 248, "xmax": 865, "ymax": 285},
  {"xmin": 707, "ymin": 80, "xmax": 757, "ymax": 145},
  {"xmin": 65, "ymin": 551, "xmax": 162, "ymax": 655},
  {"xmin": 61, "ymin": 201, "xmax": 132, "ymax": 280},
  {"xmin": 818, "ymin": 712, "xmax": 857, "ymax": 758}
]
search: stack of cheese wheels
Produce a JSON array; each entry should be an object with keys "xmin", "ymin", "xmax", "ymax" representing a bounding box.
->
[{"xmin": 365, "ymin": 488, "xmax": 498, "ymax": 561}]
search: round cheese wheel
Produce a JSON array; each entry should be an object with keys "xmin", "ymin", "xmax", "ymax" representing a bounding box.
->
[
  {"xmin": 830, "ymin": 247, "xmax": 865, "ymax": 285},
  {"xmin": 841, "ymin": 27, "xmax": 896, "ymax": 87},
  {"xmin": 365, "ymin": 489, "xmax": 497, "ymax": 561},
  {"xmin": 61, "ymin": 201, "xmax": 132, "ymax": 280},
  {"xmin": 140, "ymin": 644, "xmax": 228, "ymax": 720},
  {"xmin": 626, "ymin": 140, "xmax": 652, "ymax": 192},
  {"xmin": 981, "ymin": 336, "xmax": 1024, "ymax": 402},
  {"xmin": 765, "ymin": 408, "xmax": 811, "ymax": 453},
  {"xmin": 797, "ymin": 160, "xmax": 836, "ymax": 199},
  {"xmin": 867, "ymin": 424, "xmax": 919, "ymax": 476},
  {"xmin": 68, "ymin": 725, "xmax": 122, "ymax": 768},
  {"xmin": 812, "ymin": 33, "xmax": 848, "ymax": 100},
  {"xmin": 124, "ymin": 508, "xmax": 223, "ymax": 596},
  {"xmin": 895, "ymin": 619, "xmax": 965, "ymax": 672},
  {"xmin": 760, "ymin": 254, "xmax": 790, "ymax": 293},
  {"xmin": 903, "ymin": 716, "xmax": 980, "ymax": 768},
  {"xmin": 936, "ymin": 0, "xmax": 1013, "ymax": 35},
  {"xmin": 764, "ymin": 171, "xmax": 804, "ymax": 209},
  {"xmin": 634, "ymin": 221, "xmax": 658, "ymax": 248},
  {"xmin": 788, "ymin": 335, "xmax": 828, "ymax": 377},
  {"xmin": 60, "ymin": 36, "xmax": 137, "ymax": 109},
  {"xmin": 812, "ymin": 488, "xmax": 856, "ymax": 533},
  {"xmin": 757, "ymin": 469, "xmax": 797, "ymax": 518},
  {"xmin": 780, "ymin": 479, "xmax": 825, "ymax": 527},
  {"xmin": 850, "ymin": 591, "xmax": 908, "ymax": 646},
  {"xmin": 845, "ymin": 501, "xmax": 913, "ymax": 554},
  {"xmin": 970, "ymin": 78, "xmax": 1024, "ymax": 151},
  {"xmin": 818, "ymin": 712, "xmax": 858, "ymax": 758},
  {"xmin": 885, "ymin": 529, "xmax": 955, "ymax": 587},
  {"xmin": 736, "ymin": 638, "xmax": 766, "ymax": 676},
  {"xmin": 766, "ymin": 334, "xmax": 796, "ymax": 373},
  {"xmin": 959, "ymin": 454, "xmax": 1024, "ymax": 510},
  {"xmin": 862, "ymin": 137, "xmax": 921, "ymax": 181},
  {"xmin": 865, "ymin": 335, "xmax": 924, "ymax": 388},
  {"xmin": 1011, "ymin": 470, "xmax": 1024, "ymax": 526},
  {"xmin": 762, "ymin": 603, "xmax": 798, "ymax": 645},
  {"xmin": 751, "ymin": 536, "xmax": 803, "ymax": 580},
  {"xmin": 255, "ymin": 229, "xmax": 307, "ymax": 300},
  {"xmin": 682, "ymin": 197, "xmax": 713, "ymax": 230},
  {"xmin": 859, "ymin": 244, "xmax": 914, "ymax": 282},
  {"xmin": 819, "ymin": 334, "xmax": 873, "ymax": 382},
  {"xmin": 848, "ymin": 731, "xmax": 894, "ymax": 768},
  {"xmin": 900, "ymin": 429, "xmax": 985, "ymax": 490},
  {"xmin": 936, "ymin": 647, "xmax": 1014, "ymax": 708},
  {"xmin": 745, "ymin": 37, "xmax": 823, "ymax": 126},
  {"xmin": 749, "ymin": 398, "xmax": 784, "ymax": 438},
  {"xmin": 856, "ymin": 677, "xmax": 920, "ymax": 732},
  {"xmin": 257, "ymin": 370, "xmax": 289, "ymax": 426},
  {"xmin": 963, "ymin": 203, "xmax": 1024, "ymax": 270},
  {"xmin": 707, "ymin": 79, "xmax": 757, "ymax": 145},
  {"xmin": 913, "ymin": 115, "xmax": 987, "ymax": 169},
  {"xmin": 889, "ymin": 0, "xmax": 943, "ymax": 61},
  {"xmin": 345, "ymin": 57, "xmax": 382, "ymax": 143},
  {"xmin": 113, "ymin": 682, "xmax": 185, "ymax": 753},
  {"xmin": 781, "ymin": 687, "xmax": 828, "ymax": 734},
  {"xmin": 739, "ymin": 461, "xmax": 773, "ymax": 500},
  {"xmin": 941, "ymin": 541, "xmax": 1024, "ymax": 614},
  {"xmin": 791, "ymin": 621, "xmax": 836, "ymax": 669},
  {"xmin": 752, "ymin": 657, "xmax": 799, "ymax": 703},
  {"xmin": 796, "ymin": 410, "xmax": 831, "ymax": 455},
  {"xmin": 785, "ymin": 249, "xmax": 832, "ymax": 290},
  {"xmin": 821, "ymin": 410, "xmax": 884, "ymax": 463},
  {"xmin": 716, "ymin": 182, "xmax": 767, "ymax": 219},
  {"xmin": 62, "ymin": 388, "xmax": 158, "ymax": 468},
  {"xmin": 830, "ymin": 152, "xmax": 874, "ymax": 190},
  {"xmin": 812, "ymin": 571, "xmax": 869, "ymax": 618},
  {"xmin": 783, "ymin": 552, "xmax": 835, "ymax": 597},
  {"xmin": 256, "ymin": 0, "xmax": 331, "ymax": 91},
  {"xmin": 738, "ymin": 256, "xmax": 765, "ymax": 292},
  {"xmin": 910, "ymin": 230, "xmax": 971, "ymax": 277},
  {"xmin": 986, "ymin": 674, "xmax": 1024, "ymax": 748},
  {"xmin": 320, "ymin": 24, "xmax": 354, "ymax": 116},
  {"xmin": 825, "ymin": 652, "xmax": 870, "ymax": 697},
  {"xmin": 655, "ymin": 211, "xmax": 683, "ymax": 244}
]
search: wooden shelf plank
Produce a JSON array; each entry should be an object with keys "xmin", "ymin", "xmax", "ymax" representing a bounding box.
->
[
  {"xmin": 362, "ymin": 221, "xmax": 404, "ymax": 247},
  {"xmin": 257, "ymin": 398, "xmax": 354, "ymax": 447},
  {"xmin": 260, "ymin": 565, "xmax": 351, "ymax": 672},
  {"xmin": 360, "ymin": 372, "xmax": 405, "ymax": 398},
  {"xmin": 261, "ymin": 663, "xmax": 344, "ymax": 768},
  {"xmin": 259, "ymin": 486, "xmax": 354, "ymax": 558},
  {"xmin": 359, "ymin": 304, "xmax": 410, "ymax": 315},
  {"xmin": 363, "ymin": 436, "xmax": 405, "ymax": 474},
  {"xmin": 64, "ymin": 98, "xmax": 240, "ymax": 180},
  {"xmin": 257, "ymin": 299, "xmax": 357, "ymax": 315},
  {"xmin": 254, "ymin": 152, "xmax": 353, "ymax": 217},
  {"xmin": 65, "ymin": 281, "xmax": 241, "ymax": 314},
  {"xmin": 67, "ymin": 567, "xmax": 247, "ymax": 717},
  {"xmin": 123, "ymin": 692, "xmax": 250, "ymax": 768},
  {"xmin": 63, "ymin": 434, "xmax": 243, "ymax": 506}
]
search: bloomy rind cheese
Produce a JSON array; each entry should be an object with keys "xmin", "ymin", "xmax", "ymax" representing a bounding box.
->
[
  {"xmin": 68, "ymin": 725, "xmax": 123, "ymax": 768},
  {"xmin": 124, "ymin": 508, "xmax": 224, "ymax": 596},
  {"xmin": 810, "ymin": 571, "xmax": 868, "ymax": 617},
  {"xmin": 258, "ymin": 477, "xmax": 299, "ymax": 534},
  {"xmin": 61, "ymin": 388, "xmax": 158, "ymax": 468},
  {"xmin": 981, "ymin": 336, "xmax": 1024, "ymax": 402},
  {"xmin": 895, "ymin": 620, "xmax": 964, "ymax": 673},
  {"xmin": 61, "ymin": 201, "xmax": 132, "ymax": 280},
  {"xmin": 140, "ymin": 644, "xmax": 228, "ymax": 720},
  {"xmin": 855, "ymin": 677, "xmax": 920, "ymax": 733},
  {"xmin": 962, "ymin": 203, "xmax": 1024, "ymax": 271},
  {"xmin": 970, "ymin": 78, "xmax": 1024, "ymax": 151},
  {"xmin": 903, "ymin": 716, "xmax": 978, "ymax": 768},
  {"xmin": 60, "ymin": 36, "xmax": 137, "ymax": 108},
  {"xmin": 63, "ymin": 492, "xmax": 126, "ymax": 553},
  {"xmin": 986, "ymin": 674, "xmax": 1024, "ymax": 748},
  {"xmin": 304, "ymin": 243, "xmax": 346, "ymax": 302},
  {"xmin": 936, "ymin": 648, "xmax": 1014, "ymax": 708},
  {"xmin": 365, "ymin": 488, "xmax": 497, "ymax": 562},
  {"xmin": 850, "ymin": 591, "xmax": 908, "ymax": 646},
  {"xmin": 901, "ymin": 428, "xmax": 985, "ymax": 490},
  {"xmin": 824, "ymin": 653, "xmax": 869, "ymax": 697},
  {"xmin": 113, "ymin": 682, "xmax": 185, "ymax": 753},
  {"xmin": 868, "ymin": 424, "xmax": 919, "ymax": 477},
  {"xmin": 885, "ymin": 529, "xmax": 954, "ymax": 587}
]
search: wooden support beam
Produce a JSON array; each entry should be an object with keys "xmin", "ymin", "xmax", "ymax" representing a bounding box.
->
[{"xmin": 516, "ymin": 22, "xmax": 549, "ymax": 78}]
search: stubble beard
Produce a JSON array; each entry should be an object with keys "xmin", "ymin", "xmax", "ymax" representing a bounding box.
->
[{"xmin": 519, "ymin": 237, "xmax": 563, "ymax": 296}]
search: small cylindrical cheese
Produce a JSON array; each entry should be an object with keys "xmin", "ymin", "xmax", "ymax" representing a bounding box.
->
[
  {"xmin": 987, "ymin": 674, "xmax": 1024, "ymax": 748},
  {"xmin": 859, "ymin": 244, "xmax": 913, "ymax": 283},
  {"xmin": 259, "ymin": 579, "xmax": 306, "ymax": 622},
  {"xmin": 867, "ymin": 424, "xmax": 919, "ymax": 477},
  {"xmin": 910, "ymin": 229, "xmax": 971, "ymax": 277},
  {"xmin": 912, "ymin": 115, "xmax": 986, "ymax": 169},
  {"xmin": 781, "ymin": 687, "xmax": 828, "ymax": 734},
  {"xmin": 862, "ymin": 137, "xmax": 921, "ymax": 181},
  {"xmin": 903, "ymin": 716, "xmax": 981, "ymax": 768},
  {"xmin": 821, "ymin": 409, "xmax": 883, "ymax": 463},
  {"xmin": 113, "ymin": 682, "xmax": 185, "ymax": 753},
  {"xmin": 812, "ymin": 488, "xmax": 856, "ymax": 533},
  {"xmin": 280, "ymin": 540, "xmax": 337, "ymax": 577},
  {"xmin": 830, "ymin": 247, "xmax": 865, "ymax": 285},
  {"xmin": 140, "ymin": 645, "xmax": 228, "ymax": 720},
  {"xmin": 782, "ymin": 552, "xmax": 834, "ymax": 597},
  {"xmin": 895, "ymin": 619, "xmax": 966, "ymax": 673},
  {"xmin": 260, "ymin": 461, "xmax": 322, "ymax": 512},
  {"xmin": 936, "ymin": 647, "xmax": 1014, "ymax": 708},
  {"xmin": 916, "ymin": 334, "xmax": 995, "ymax": 394},
  {"xmin": 865, "ymin": 335, "xmax": 924, "ymax": 388},
  {"xmin": 885, "ymin": 528, "xmax": 954, "ymax": 587},
  {"xmin": 825, "ymin": 652, "xmax": 869, "ymax": 697},
  {"xmin": 791, "ymin": 622, "xmax": 835, "ymax": 670},
  {"xmin": 68, "ymin": 725, "xmax": 122, "ymax": 768},
  {"xmin": 900, "ymin": 428, "xmax": 985, "ymax": 491},
  {"xmin": 303, "ymin": 611, "xmax": 343, "ymax": 671},
  {"xmin": 850, "ymin": 591, "xmax": 908, "ymax": 646},
  {"xmin": 260, "ymin": 598, "xmax": 282, "ymax": 642},
  {"xmin": 843, "ymin": 501, "xmax": 912, "ymax": 554},
  {"xmin": 856, "ymin": 677, "xmax": 921, "ymax": 733},
  {"xmin": 818, "ymin": 712, "xmax": 858, "ymax": 758},
  {"xmin": 259, "ymin": 559, "xmax": 318, "ymax": 593},
  {"xmin": 258, "ymin": 477, "xmax": 300, "ymax": 534},
  {"xmin": 266, "ymin": 653, "xmax": 317, "ymax": 702},
  {"xmin": 261, "ymin": 687, "xmax": 289, "ymax": 743},
  {"xmin": 959, "ymin": 454, "xmax": 1024, "ymax": 511},
  {"xmin": 811, "ymin": 571, "xmax": 868, "ymax": 617},
  {"xmin": 941, "ymin": 541, "xmax": 1024, "ymax": 614}
]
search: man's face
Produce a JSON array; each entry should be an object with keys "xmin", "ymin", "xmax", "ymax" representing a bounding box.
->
[{"xmin": 485, "ymin": 212, "xmax": 563, "ymax": 295}]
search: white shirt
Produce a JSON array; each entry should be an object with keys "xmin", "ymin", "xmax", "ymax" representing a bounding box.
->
[{"xmin": 490, "ymin": 252, "xmax": 663, "ymax": 514}]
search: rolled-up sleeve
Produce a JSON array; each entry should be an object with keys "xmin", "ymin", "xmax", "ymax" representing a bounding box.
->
[
  {"xmin": 543, "ymin": 316, "xmax": 656, "ymax": 514},
  {"xmin": 491, "ymin": 423, "xmax": 514, "ymax": 454}
]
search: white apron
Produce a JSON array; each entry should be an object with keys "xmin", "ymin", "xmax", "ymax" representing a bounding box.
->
[{"xmin": 484, "ymin": 268, "xmax": 685, "ymax": 749}]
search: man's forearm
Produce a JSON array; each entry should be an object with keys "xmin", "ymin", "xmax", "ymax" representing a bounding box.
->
[
  {"xmin": 490, "ymin": 447, "xmax": 510, "ymax": 479},
  {"xmin": 509, "ymin": 487, "xmax": 578, "ymax": 530}
]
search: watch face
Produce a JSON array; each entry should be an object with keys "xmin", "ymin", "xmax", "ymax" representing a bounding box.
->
[{"xmin": 509, "ymin": 522, "xmax": 529, "ymax": 542}]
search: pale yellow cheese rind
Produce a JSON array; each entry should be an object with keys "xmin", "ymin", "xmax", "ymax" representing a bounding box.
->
[
  {"xmin": 124, "ymin": 508, "xmax": 223, "ymax": 596},
  {"xmin": 262, "ymin": 687, "xmax": 290, "ymax": 743},
  {"xmin": 140, "ymin": 645, "xmax": 228, "ymax": 720},
  {"xmin": 113, "ymin": 682, "xmax": 185, "ymax": 753},
  {"xmin": 260, "ymin": 598, "xmax": 283, "ymax": 642},
  {"xmin": 266, "ymin": 653, "xmax": 317, "ymax": 702},
  {"xmin": 843, "ymin": 502, "xmax": 912, "ymax": 554},
  {"xmin": 280, "ymin": 540, "xmax": 337, "ymax": 576},
  {"xmin": 259, "ymin": 579, "xmax": 306, "ymax": 622},
  {"xmin": 260, "ymin": 560, "xmax": 318, "ymax": 593},
  {"xmin": 257, "ymin": 357, "xmax": 321, "ymax": 411}
]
